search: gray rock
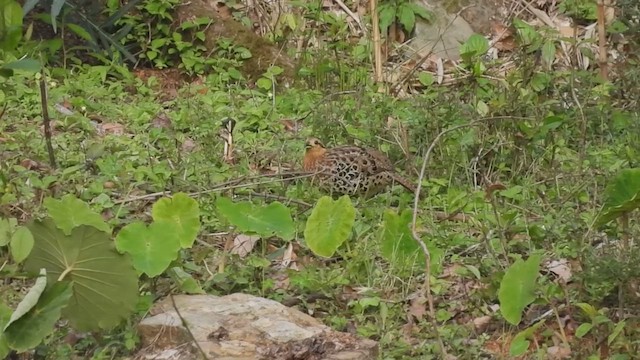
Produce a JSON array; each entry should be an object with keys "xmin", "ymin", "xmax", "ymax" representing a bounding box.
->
[{"xmin": 135, "ymin": 293, "xmax": 378, "ymax": 360}]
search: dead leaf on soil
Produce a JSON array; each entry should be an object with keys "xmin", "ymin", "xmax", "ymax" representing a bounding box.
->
[
  {"xmin": 547, "ymin": 258, "xmax": 572, "ymax": 282},
  {"xmin": 547, "ymin": 345, "xmax": 572, "ymax": 359},
  {"xmin": 231, "ymin": 234, "xmax": 260, "ymax": 258},
  {"xmin": 408, "ymin": 294, "xmax": 427, "ymax": 321},
  {"xmin": 98, "ymin": 123, "xmax": 125, "ymax": 136},
  {"xmin": 472, "ymin": 315, "xmax": 492, "ymax": 332}
]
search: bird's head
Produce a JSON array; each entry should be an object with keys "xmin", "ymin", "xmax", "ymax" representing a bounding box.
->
[{"xmin": 305, "ymin": 137, "xmax": 325, "ymax": 151}]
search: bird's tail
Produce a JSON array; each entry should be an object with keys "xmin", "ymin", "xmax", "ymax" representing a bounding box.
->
[{"xmin": 391, "ymin": 173, "xmax": 423, "ymax": 198}]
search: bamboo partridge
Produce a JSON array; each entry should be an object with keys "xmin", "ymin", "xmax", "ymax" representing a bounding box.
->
[{"xmin": 303, "ymin": 137, "xmax": 418, "ymax": 197}]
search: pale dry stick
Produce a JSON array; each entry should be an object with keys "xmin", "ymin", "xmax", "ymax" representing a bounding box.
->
[
  {"xmin": 410, "ymin": 122, "xmax": 484, "ymax": 358},
  {"xmin": 410, "ymin": 118, "xmax": 522, "ymax": 354},
  {"xmin": 370, "ymin": 0, "xmax": 383, "ymax": 83},
  {"xmin": 596, "ymin": 0, "xmax": 608, "ymax": 80},
  {"xmin": 333, "ymin": 0, "xmax": 366, "ymax": 34},
  {"xmin": 113, "ymin": 172, "xmax": 316, "ymax": 205}
]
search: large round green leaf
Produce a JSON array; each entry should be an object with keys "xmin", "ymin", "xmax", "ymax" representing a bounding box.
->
[
  {"xmin": 596, "ymin": 168, "xmax": 640, "ymax": 227},
  {"xmin": 25, "ymin": 219, "xmax": 138, "ymax": 331},
  {"xmin": 216, "ymin": 197, "xmax": 295, "ymax": 240},
  {"xmin": 115, "ymin": 221, "xmax": 181, "ymax": 277},
  {"xmin": 4, "ymin": 281, "xmax": 73, "ymax": 352},
  {"xmin": 304, "ymin": 195, "xmax": 355, "ymax": 258},
  {"xmin": 152, "ymin": 193, "xmax": 201, "ymax": 248},
  {"xmin": 44, "ymin": 194, "xmax": 111, "ymax": 235}
]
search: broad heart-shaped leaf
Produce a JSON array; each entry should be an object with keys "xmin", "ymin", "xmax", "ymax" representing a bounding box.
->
[
  {"xmin": 115, "ymin": 221, "xmax": 181, "ymax": 277},
  {"xmin": 595, "ymin": 168, "xmax": 640, "ymax": 227},
  {"xmin": 379, "ymin": 209, "xmax": 443, "ymax": 273},
  {"xmin": 4, "ymin": 281, "xmax": 73, "ymax": 352},
  {"xmin": 216, "ymin": 197, "xmax": 295, "ymax": 240},
  {"xmin": 0, "ymin": 301, "xmax": 12, "ymax": 359},
  {"xmin": 25, "ymin": 220, "xmax": 138, "ymax": 331},
  {"xmin": 10, "ymin": 226, "xmax": 34, "ymax": 263},
  {"xmin": 44, "ymin": 194, "xmax": 111, "ymax": 235},
  {"xmin": 4, "ymin": 269, "xmax": 47, "ymax": 331},
  {"xmin": 152, "ymin": 193, "xmax": 201, "ymax": 248},
  {"xmin": 0, "ymin": 218, "xmax": 18, "ymax": 246},
  {"xmin": 304, "ymin": 195, "xmax": 355, "ymax": 258},
  {"xmin": 499, "ymin": 254, "xmax": 543, "ymax": 325}
]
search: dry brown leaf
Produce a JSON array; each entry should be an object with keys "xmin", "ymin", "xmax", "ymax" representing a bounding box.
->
[
  {"xmin": 408, "ymin": 294, "xmax": 427, "ymax": 321},
  {"xmin": 485, "ymin": 182, "xmax": 507, "ymax": 199},
  {"xmin": 472, "ymin": 315, "xmax": 492, "ymax": 331},
  {"xmin": 151, "ymin": 113, "xmax": 172, "ymax": 129},
  {"xmin": 547, "ymin": 259, "xmax": 572, "ymax": 282},
  {"xmin": 547, "ymin": 345, "xmax": 572, "ymax": 359},
  {"xmin": 98, "ymin": 123, "xmax": 125, "ymax": 136},
  {"xmin": 231, "ymin": 234, "xmax": 260, "ymax": 258},
  {"xmin": 181, "ymin": 137, "xmax": 198, "ymax": 153}
]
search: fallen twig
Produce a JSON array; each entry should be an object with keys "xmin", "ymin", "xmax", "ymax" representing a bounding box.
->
[{"xmin": 113, "ymin": 171, "xmax": 316, "ymax": 205}]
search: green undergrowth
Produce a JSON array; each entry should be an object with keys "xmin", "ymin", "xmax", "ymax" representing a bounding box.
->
[{"xmin": 2, "ymin": 55, "xmax": 640, "ymax": 358}]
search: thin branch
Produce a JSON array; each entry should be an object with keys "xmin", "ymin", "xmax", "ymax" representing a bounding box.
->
[
  {"xmin": 113, "ymin": 171, "xmax": 316, "ymax": 204},
  {"xmin": 410, "ymin": 121, "xmax": 486, "ymax": 357},
  {"xmin": 39, "ymin": 75, "xmax": 57, "ymax": 169},
  {"xmin": 247, "ymin": 192, "xmax": 313, "ymax": 209},
  {"xmin": 370, "ymin": 0, "xmax": 382, "ymax": 83}
]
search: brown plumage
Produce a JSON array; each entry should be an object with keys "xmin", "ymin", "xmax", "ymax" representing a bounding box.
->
[{"xmin": 303, "ymin": 137, "xmax": 418, "ymax": 197}]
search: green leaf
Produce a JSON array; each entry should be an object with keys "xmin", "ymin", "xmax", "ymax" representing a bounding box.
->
[
  {"xmin": 10, "ymin": 226, "xmax": 34, "ymax": 263},
  {"xmin": 575, "ymin": 323, "xmax": 593, "ymax": 338},
  {"xmin": 1, "ymin": 58, "xmax": 41, "ymax": 73},
  {"xmin": 44, "ymin": 194, "xmax": 111, "ymax": 235},
  {"xmin": 407, "ymin": 3, "xmax": 433, "ymax": 22},
  {"xmin": 0, "ymin": 301, "xmax": 11, "ymax": 359},
  {"xmin": 513, "ymin": 18, "xmax": 540, "ymax": 47},
  {"xmin": 216, "ymin": 197, "xmax": 295, "ymax": 240},
  {"xmin": 418, "ymin": 72, "xmax": 434, "ymax": 86},
  {"xmin": 378, "ymin": 4, "xmax": 395, "ymax": 33},
  {"xmin": 576, "ymin": 302, "xmax": 598, "ymax": 319},
  {"xmin": 168, "ymin": 267, "xmax": 205, "ymax": 294},
  {"xmin": 66, "ymin": 23, "xmax": 93, "ymax": 41},
  {"xmin": 2, "ymin": 0, "xmax": 22, "ymax": 28},
  {"xmin": 608, "ymin": 320, "xmax": 625, "ymax": 345},
  {"xmin": 4, "ymin": 281, "xmax": 73, "ymax": 351},
  {"xmin": 541, "ymin": 40, "xmax": 556, "ymax": 67},
  {"xmin": 25, "ymin": 220, "xmax": 138, "ymax": 331},
  {"xmin": 50, "ymin": 0, "xmax": 66, "ymax": 33},
  {"xmin": 476, "ymin": 100, "xmax": 489, "ymax": 116},
  {"xmin": 152, "ymin": 193, "xmax": 201, "ymax": 248},
  {"xmin": 460, "ymin": 34, "xmax": 489, "ymax": 62},
  {"xmin": 266, "ymin": 65, "xmax": 284, "ymax": 76},
  {"xmin": 595, "ymin": 168, "xmax": 640, "ymax": 227},
  {"xmin": 499, "ymin": 254, "xmax": 543, "ymax": 325},
  {"xmin": 379, "ymin": 209, "xmax": 442, "ymax": 272},
  {"xmin": 3, "ymin": 269, "xmax": 47, "ymax": 332},
  {"xmin": 256, "ymin": 77, "xmax": 272, "ymax": 90},
  {"xmin": 23, "ymin": 0, "xmax": 40, "ymax": 15},
  {"xmin": 115, "ymin": 221, "xmax": 181, "ymax": 277},
  {"xmin": 304, "ymin": 195, "xmax": 355, "ymax": 258},
  {"xmin": 397, "ymin": 3, "xmax": 416, "ymax": 32},
  {"xmin": 0, "ymin": 218, "xmax": 17, "ymax": 246},
  {"xmin": 509, "ymin": 321, "xmax": 543, "ymax": 356}
]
